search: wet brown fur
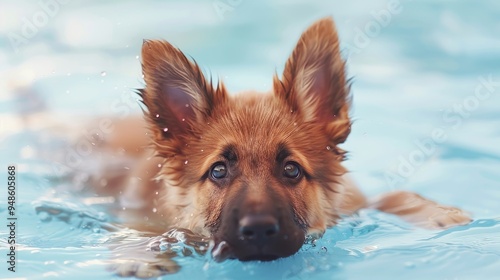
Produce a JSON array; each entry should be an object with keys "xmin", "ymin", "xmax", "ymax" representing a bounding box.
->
[{"xmin": 137, "ymin": 18, "xmax": 357, "ymax": 238}]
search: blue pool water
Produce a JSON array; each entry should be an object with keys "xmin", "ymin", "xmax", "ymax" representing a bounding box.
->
[{"xmin": 1, "ymin": 0, "xmax": 500, "ymax": 279}]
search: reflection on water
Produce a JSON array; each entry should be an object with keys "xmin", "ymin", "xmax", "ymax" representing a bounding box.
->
[{"xmin": 27, "ymin": 197, "xmax": 500, "ymax": 279}]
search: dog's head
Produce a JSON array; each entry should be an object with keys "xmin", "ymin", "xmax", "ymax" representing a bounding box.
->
[{"xmin": 140, "ymin": 17, "xmax": 351, "ymax": 261}]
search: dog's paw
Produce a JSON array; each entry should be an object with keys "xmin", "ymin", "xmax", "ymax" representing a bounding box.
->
[
  {"xmin": 110, "ymin": 259, "xmax": 180, "ymax": 278},
  {"xmin": 371, "ymin": 191, "xmax": 471, "ymax": 229},
  {"xmin": 419, "ymin": 203, "xmax": 471, "ymax": 229}
]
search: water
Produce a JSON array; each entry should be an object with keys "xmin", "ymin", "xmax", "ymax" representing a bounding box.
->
[{"xmin": 1, "ymin": 0, "xmax": 500, "ymax": 279}]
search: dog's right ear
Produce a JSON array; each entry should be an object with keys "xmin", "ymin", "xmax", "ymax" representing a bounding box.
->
[
  {"xmin": 274, "ymin": 17, "xmax": 351, "ymax": 145},
  {"xmin": 140, "ymin": 40, "xmax": 227, "ymax": 154}
]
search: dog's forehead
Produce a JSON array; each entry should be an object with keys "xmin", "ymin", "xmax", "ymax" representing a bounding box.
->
[
  {"xmin": 189, "ymin": 93, "xmax": 332, "ymax": 177},
  {"xmin": 229, "ymin": 94, "xmax": 291, "ymax": 132},
  {"xmin": 203, "ymin": 94, "xmax": 318, "ymax": 159}
]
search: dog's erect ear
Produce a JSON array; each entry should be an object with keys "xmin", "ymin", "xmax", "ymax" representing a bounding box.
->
[
  {"xmin": 274, "ymin": 17, "xmax": 351, "ymax": 144},
  {"xmin": 140, "ymin": 40, "xmax": 227, "ymax": 151}
]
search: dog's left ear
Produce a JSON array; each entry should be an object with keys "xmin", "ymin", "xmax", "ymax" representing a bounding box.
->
[
  {"xmin": 140, "ymin": 40, "xmax": 227, "ymax": 154},
  {"xmin": 274, "ymin": 17, "xmax": 351, "ymax": 144}
]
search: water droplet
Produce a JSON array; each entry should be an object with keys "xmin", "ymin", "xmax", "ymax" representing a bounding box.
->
[
  {"xmin": 155, "ymin": 191, "xmax": 159, "ymax": 195},
  {"xmin": 181, "ymin": 118, "xmax": 185, "ymax": 122},
  {"xmin": 321, "ymin": 246, "xmax": 328, "ymax": 253},
  {"xmin": 200, "ymin": 149, "xmax": 204, "ymax": 152},
  {"xmin": 184, "ymin": 160, "xmax": 188, "ymax": 165},
  {"xmin": 152, "ymin": 208, "xmax": 157, "ymax": 213},
  {"xmin": 122, "ymin": 207, "xmax": 127, "ymax": 210},
  {"xmin": 156, "ymin": 114, "xmax": 160, "ymax": 118},
  {"xmin": 157, "ymin": 164, "xmax": 162, "ymax": 168},
  {"xmin": 135, "ymin": 55, "xmax": 139, "ymax": 59},
  {"xmin": 100, "ymin": 71, "xmax": 107, "ymax": 77},
  {"xmin": 326, "ymin": 146, "xmax": 331, "ymax": 151},
  {"xmin": 163, "ymin": 128, "xmax": 169, "ymax": 132},
  {"xmin": 293, "ymin": 122, "xmax": 297, "ymax": 126},
  {"xmin": 185, "ymin": 104, "xmax": 189, "ymax": 107}
]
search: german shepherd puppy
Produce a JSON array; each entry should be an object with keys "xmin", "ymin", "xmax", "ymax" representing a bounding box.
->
[{"xmin": 98, "ymin": 17, "xmax": 470, "ymax": 272}]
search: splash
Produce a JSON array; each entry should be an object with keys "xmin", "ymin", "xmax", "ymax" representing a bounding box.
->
[{"xmin": 149, "ymin": 228, "xmax": 211, "ymax": 258}]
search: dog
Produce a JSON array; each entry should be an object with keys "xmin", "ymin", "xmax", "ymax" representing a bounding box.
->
[{"xmin": 87, "ymin": 17, "xmax": 470, "ymax": 276}]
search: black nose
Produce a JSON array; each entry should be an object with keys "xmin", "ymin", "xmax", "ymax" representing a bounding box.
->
[{"xmin": 239, "ymin": 214, "xmax": 280, "ymax": 243}]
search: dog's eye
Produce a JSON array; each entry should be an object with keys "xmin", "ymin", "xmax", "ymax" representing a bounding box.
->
[
  {"xmin": 211, "ymin": 163, "xmax": 227, "ymax": 179},
  {"xmin": 283, "ymin": 162, "xmax": 301, "ymax": 179}
]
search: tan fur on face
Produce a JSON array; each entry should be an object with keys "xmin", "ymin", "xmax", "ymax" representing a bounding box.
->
[
  {"xmin": 151, "ymin": 92, "xmax": 347, "ymax": 236},
  {"xmin": 137, "ymin": 17, "xmax": 354, "ymax": 237}
]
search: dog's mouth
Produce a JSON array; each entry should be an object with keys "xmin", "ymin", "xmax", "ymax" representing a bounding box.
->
[
  {"xmin": 211, "ymin": 240, "xmax": 234, "ymax": 262},
  {"xmin": 211, "ymin": 228, "xmax": 305, "ymax": 263},
  {"xmin": 211, "ymin": 240, "xmax": 283, "ymax": 262},
  {"xmin": 239, "ymin": 254, "xmax": 280, "ymax": 262}
]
